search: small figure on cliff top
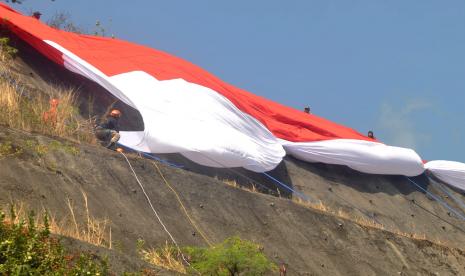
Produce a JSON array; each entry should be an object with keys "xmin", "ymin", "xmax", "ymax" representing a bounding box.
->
[
  {"xmin": 367, "ymin": 130, "xmax": 375, "ymax": 139},
  {"xmin": 32, "ymin": 11, "xmax": 42, "ymax": 20}
]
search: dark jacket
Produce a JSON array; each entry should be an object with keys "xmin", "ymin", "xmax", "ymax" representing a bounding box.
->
[{"xmin": 99, "ymin": 116, "xmax": 120, "ymax": 132}]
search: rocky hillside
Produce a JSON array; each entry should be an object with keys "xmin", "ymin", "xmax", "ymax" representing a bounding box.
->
[
  {"xmin": 0, "ymin": 34, "xmax": 465, "ymax": 275},
  {"xmin": 1, "ymin": 124, "xmax": 465, "ymax": 275}
]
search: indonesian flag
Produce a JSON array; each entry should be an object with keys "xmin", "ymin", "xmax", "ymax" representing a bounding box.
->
[{"xmin": 1, "ymin": 3, "xmax": 463, "ymax": 189}]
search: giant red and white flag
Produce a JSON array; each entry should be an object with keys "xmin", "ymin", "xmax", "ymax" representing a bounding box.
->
[{"xmin": 1, "ymin": 3, "xmax": 463, "ymax": 189}]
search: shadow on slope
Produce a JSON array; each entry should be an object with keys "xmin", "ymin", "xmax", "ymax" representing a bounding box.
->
[
  {"xmin": 1, "ymin": 126, "xmax": 465, "ymax": 275},
  {"xmin": 283, "ymin": 155, "xmax": 465, "ymax": 249},
  {"xmin": 288, "ymin": 154, "xmax": 427, "ymax": 196}
]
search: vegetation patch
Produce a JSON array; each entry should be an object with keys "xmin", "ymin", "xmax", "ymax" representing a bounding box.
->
[
  {"xmin": 137, "ymin": 240, "xmax": 186, "ymax": 274},
  {"xmin": 0, "ymin": 140, "xmax": 22, "ymax": 157},
  {"xmin": 0, "ymin": 138, "xmax": 80, "ymax": 160},
  {"xmin": 0, "ymin": 63, "xmax": 96, "ymax": 144},
  {"xmin": 0, "ymin": 36, "xmax": 18, "ymax": 62},
  {"xmin": 0, "ymin": 207, "xmax": 109, "ymax": 275},
  {"xmin": 138, "ymin": 236, "xmax": 277, "ymax": 275},
  {"xmin": 3, "ymin": 191, "xmax": 111, "ymax": 250},
  {"xmin": 185, "ymin": 236, "xmax": 277, "ymax": 275},
  {"xmin": 48, "ymin": 140, "xmax": 80, "ymax": 155}
]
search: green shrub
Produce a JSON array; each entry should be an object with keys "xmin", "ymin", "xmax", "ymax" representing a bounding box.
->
[
  {"xmin": 48, "ymin": 140, "xmax": 80, "ymax": 155},
  {"xmin": 0, "ymin": 140, "xmax": 22, "ymax": 157},
  {"xmin": 0, "ymin": 141, "xmax": 14, "ymax": 156},
  {"xmin": 0, "ymin": 36, "xmax": 18, "ymax": 61},
  {"xmin": 184, "ymin": 236, "xmax": 277, "ymax": 276},
  {"xmin": 0, "ymin": 208, "xmax": 110, "ymax": 275}
]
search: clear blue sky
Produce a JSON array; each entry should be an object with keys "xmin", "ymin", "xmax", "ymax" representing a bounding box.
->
[{"xmin": 11, "ymin": 0, "xmax": 465, "ymax": 162}]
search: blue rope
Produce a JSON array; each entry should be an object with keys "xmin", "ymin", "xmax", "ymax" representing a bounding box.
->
[
  {"xmin": 141, "ymin": 152, "xmax": 185, "ymax": 169},
  {"xmin": 262, "ymin": 173, "xmax": 386, "ymax": 225},
  {"xmin": 430, "ymin": 180, "xmax": 465, "ymax": 214},
  {"xmin": 406, "ymin": 177, "xmax": 465, "ymax": 221},
  {"xmin": 118, "ymin": 144, "xmax": 313, "ymax": 203},
  {"xmin": 116, "ymin": 144, "xmax": 280, "ymax": 195},
  {"xmin": 116, "ymin": 143, "xmax": 184, "ymax": 169},
  {"xmin": 262, "ymin": 172, "xmax": 314, "ymax": 203},
  {"xmin": 116, "ymin": 145, "xmax": 464, "ymax": 223}
]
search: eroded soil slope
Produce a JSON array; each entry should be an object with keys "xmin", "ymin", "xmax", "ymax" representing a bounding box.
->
[{"xmin": 1, "ymin": 126, "xmax": 464, "ymax": 275}]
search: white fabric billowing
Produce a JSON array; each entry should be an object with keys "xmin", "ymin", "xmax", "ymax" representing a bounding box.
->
[
  {"xmin": 280, "ymin": 139, "xmax": 425, "ymax": 176},
  {"xmin": 425, "ymin": 161, "xmax": 465, "ymax": 191},
  {"xmin": 45, "ymin": 40, "xmax": 285, "ymax": 172},
  {"xmin": 44, "ymin": 39, "xmax": 427, "ymax": 176},
  {"xmin": 112, "ymin": 71, "xmax": 285, "ymax": 172},
  {"xmin": 44, "ymin": 40, "xmax": 136, "ymax": 109}
]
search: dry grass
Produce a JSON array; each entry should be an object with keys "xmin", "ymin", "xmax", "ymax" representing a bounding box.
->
[
  {"xmin": 221, "ymin": 184, "xmax": 440, "ymax": 246},
  {"xmin": 296, "ymin": 198, "xmax": 329, "ymax": 212},
  {"xmin": 391, "ymin": 230, "xmax": 427, "ymax": 241},
  {"xmin": 64, "ymin": 190, "xmax": 111, "ymax": 247},
  {"xmin": 222, "ymin": 178, "xmax": 259, "ymax": 194},
  {"xmin": 222, "ymin": 179, "xmax": 238, "ymax": 188},
  {"xmin": 138, "ymin": 241, "xmax": 186, "ymax": 274},
  {"xmin": 0, "ymin": 65, "xmax": 96, "ymax": 144},
  {"xmin": 0, "ymin": 76, "xmax": 21, "ymax": 127},
  {"xmin": 2, "ymin": 190, "xmax": 111, "ymax": 248},
  {"xmin": 293, "ymin": 198, "xmax": 426, "ymax": 236},
  {"xmin": 292, "ymin": 197, "xmax": 437, "ymax": 243}
]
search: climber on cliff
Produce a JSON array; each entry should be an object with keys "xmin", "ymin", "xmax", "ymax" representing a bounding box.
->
[{"xmin": 95, "ymin": 108, "xmax": 121, "ymax": 150}]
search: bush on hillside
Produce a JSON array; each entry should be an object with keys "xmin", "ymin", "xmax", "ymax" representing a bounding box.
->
[
  {"xmin": 0, "ymin": 207, "xmax": 109, "ymax": 275},
  {"xmin": 137, "ymin": 239, "xmax": 186, "ymax": 274},
  {"xmin": 0, "ymin": 36, "xmax": 18, "ymax": 62},
  {"xmin": 184, "ymin": 236, "xmax": 277, "ymax": 276},
  {"xmin": 0, "ymin": 67, "xmax": 96, "ymax": 143}
]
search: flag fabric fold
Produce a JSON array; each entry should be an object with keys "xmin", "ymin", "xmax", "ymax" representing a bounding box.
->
[{"xmin": 1, "ymin": 3, "xmax": 463, "ymax": 187}]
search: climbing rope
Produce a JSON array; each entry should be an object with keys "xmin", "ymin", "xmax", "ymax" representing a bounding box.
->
[
  {"xmin": 327, "ymin": 185, "xmax": 384, "ymax": 225},
  {"xmin": 118, "ymin": 143, "xmax": 465, "ymax": 237},
  {"xmin": 130, "ymin": 148, "xmax": 386, "ymax": 227},
  {"xmin": 117, "ymin": 144, "xmax": 279, "ymax": 246},
  {"xmin": 182, "ymin": 151, "xmax": 393, "ymax": 229},
  {"xmin": 262, "ymin": 172, "xmax": 314, "ymax": 202},
  {"xmin": 151, "ymin": 160, "xmax": 213, "ymax": 246},
  {"xmin": 118, "ymin": 151, "xmax": 192, "ymax": 266},
  {"xmin": 194, "ymin": 151, "xmax": 295, "ymax": 196},
  {"xmin": 195, "ymin": 151, "xmax": 393, "ymax": 227},
  {"xmin": 429, "ymin": 178, "xmax": 465, "ymax": 214},
  {"xmin": 116, "ymin": 144, "xmax": 184, "ymax": 169},
  {"xmin": 409, "ymin": 198, "xmax": 465, "ymax": 234},
  {"xmin": 116, "ymin": 144, "xmax": 284, "ymax": 245},
  {"xmin": 142, "ymin": 151, "xmax": 184, "ymax": 169},
  {"xmin": 406, "ymin": 177, "xmax": 465, "ymax": 221}
]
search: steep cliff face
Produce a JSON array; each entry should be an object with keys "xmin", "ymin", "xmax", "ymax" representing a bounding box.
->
[
  {"xmin": 1, "ymin": 125, "xmax": 465, "ymax": 275},
  {"xmin": 1, "ymin": 34, "xmax": 465, "ymax": 275}
]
